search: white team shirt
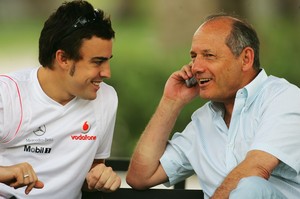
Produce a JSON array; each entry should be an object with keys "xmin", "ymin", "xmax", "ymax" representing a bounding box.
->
[{"xmin": 0, "ymin": 67, "xmax": 118, "ymax": 199}]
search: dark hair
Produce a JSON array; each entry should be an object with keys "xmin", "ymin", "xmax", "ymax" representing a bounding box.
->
[
  {"xmin": 39, "ymin": 0, "xmax": 115, "ymax": 68},
  {"xmin": 205, "ymin": 13, "xmax": 260, "ymax": 70}
]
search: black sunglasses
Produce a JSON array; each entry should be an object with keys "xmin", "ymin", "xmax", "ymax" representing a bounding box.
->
[{"xmin": 60, "ymin": 9, "xmax": 100, "ymax": 41}]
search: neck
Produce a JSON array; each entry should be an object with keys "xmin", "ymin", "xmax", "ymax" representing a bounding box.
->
[
  {"xmin": 223, "ymin": 102, "xmax": 234, "ymax": 128},
  {"xmin": 37, "ymin": 67, "xmax": 74, "ymax": 105}
]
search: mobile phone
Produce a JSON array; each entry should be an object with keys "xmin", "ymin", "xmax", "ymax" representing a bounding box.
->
[{"xmin": 185, "ymin": 76, "xmax": 197, "ymax": 88}]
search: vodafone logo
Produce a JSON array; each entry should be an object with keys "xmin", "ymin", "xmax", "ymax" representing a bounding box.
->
[
  {"xmin": 71, "ymin": 134, "xmax": 96, "ymax": 141},
  {"xmin": 70, "ymin": 121, "xmax": 96, "ymax": 141},
  {"xmin": 82, "ymin": 121, "xmax": 91, "ymax": 134}
]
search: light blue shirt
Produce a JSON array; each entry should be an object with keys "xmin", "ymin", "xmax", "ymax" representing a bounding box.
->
[{"xmin": 160, "ymin": 69, "xmax": 300, "ymax": 198}]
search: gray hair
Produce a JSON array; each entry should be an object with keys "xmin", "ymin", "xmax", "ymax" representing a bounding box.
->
[{"xmin": 205, "ymin": 14, "xmax": 261, "ymax": 71}]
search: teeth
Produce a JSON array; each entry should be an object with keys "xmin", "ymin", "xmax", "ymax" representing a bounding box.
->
[
  {"xmin": 200, "ymin": 78, "xmax": 212, "ymax": 84},
  {"xmin": 92, "ymin": 82, "xmax": 100, "ymax": 86}
]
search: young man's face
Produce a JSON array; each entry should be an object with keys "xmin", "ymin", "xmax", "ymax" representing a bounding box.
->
[{"xmin": 65, "ymin": 36, "xmax": 113, "ymax": 100}]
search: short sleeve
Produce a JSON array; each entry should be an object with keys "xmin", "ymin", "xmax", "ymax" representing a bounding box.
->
[
  {"xmin": 94, "ymin": 83, "xmax": 118, "ymax": 159},
  {"xmin": 251, "ymin": 84, "xmax": 300, "ymax": 180},
  {"xmin": 160, "ymin": 122, "xmax": 195, "ymax": 186},
  {"xmin": 0, "ymin": 91, "xmax": 4, "ymax": 138},
  {"xmin": 0, "ymin": 75, "xmax": 24, "ymax": 143}
]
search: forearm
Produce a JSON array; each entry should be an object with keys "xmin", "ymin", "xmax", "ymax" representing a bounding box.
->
[
  {"xmin": 0, "ymin": 166, "xmax": 10, "ymax": 183},
  {"xmin": 212, "ymin": 165, "xmax": 269, "ymax": 198},
  {"xmin": 211, "ymin": 167, "xmax": 246, "ymax": 199},
  {"xmin": 211, "ymin": 150, "xmax": 279, "ymax": 199},
  {"xmin": 126, "ymin": 96, "xmax": 184, "ymax": 189}
]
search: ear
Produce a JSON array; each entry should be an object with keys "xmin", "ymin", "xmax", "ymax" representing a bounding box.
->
[
  {"xmin": 241, "ymin": 47, "xmax": 254, "ymax": 72},
  {"xmin": 55, "ymin": 50, "xmax": 69, "ymax": 70}
]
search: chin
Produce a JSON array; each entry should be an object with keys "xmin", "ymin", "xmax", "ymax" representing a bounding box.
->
[
  {"xmin": 80, "ymin": 94, "xmax": 97, "ymax": 100},
  {"xmin": 88, "ymin": 95, "xmax": 97, "ymax": 100},
  {"xmin": 199, "ymin": 94, "xmax": 212, "ymax": 100}
]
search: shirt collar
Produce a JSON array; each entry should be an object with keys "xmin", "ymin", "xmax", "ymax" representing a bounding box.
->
[
  {"xmin": 242, "ymin": 69, "xmax": 268, "ymax": 108},
  {"xmin": 209, "ymin": 68, "xmax": 268, "ymax": 113}
]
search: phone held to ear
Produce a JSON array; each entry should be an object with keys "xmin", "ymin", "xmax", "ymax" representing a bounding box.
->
[{"xmin": 185, "ymin": 76, "xmax": 197, "ymax": 88}]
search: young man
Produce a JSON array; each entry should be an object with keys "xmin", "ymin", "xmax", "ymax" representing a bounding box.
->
[
  {"xmin": 0, "ymin": 1, "xmax": 121, "ymax": 198},
  {"xmin": 126, "ymin": 14, "xmax": 300, "ymax": 199}
]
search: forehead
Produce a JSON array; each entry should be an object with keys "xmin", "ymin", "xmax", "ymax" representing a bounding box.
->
[
  {"xmin": 79, "ymin": 36, "xmax": 113, "ymax": 58},
  {"xmin": 191, "ymin": 18, "xmax": 232, "ymax": 52}
]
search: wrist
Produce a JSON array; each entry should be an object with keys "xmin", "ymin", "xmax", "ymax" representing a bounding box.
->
[{"xmin": 158, "ymin": 96, "xmax": 185, "ymax": 116}]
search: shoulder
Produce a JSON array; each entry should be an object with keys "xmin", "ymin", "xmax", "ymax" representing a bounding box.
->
[
  {"xmin": 0, "ymin": 69, "xmax": 35, "ymax": 142},
  {"xmin": 266, "ymin": 76, "xmax": 298, "ymax": 89},
  {"xmin": 1, "ymin": 68, "xmax": 37, "ymax": 98},
  {"xmin": 0, "ymin": 68, "xmax": 36, "ymax": 89},
  {"xmin": 261, "ymin": 76, "xmax": 300, "ymax": 99},
  {"xmin": 254, "ymin": 76, "xmax": 300, "ymax": 115}
]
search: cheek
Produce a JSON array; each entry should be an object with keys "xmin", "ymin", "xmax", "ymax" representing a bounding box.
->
[
  {"xmin": 69, "ymin": 74, "xmax": 90, "ymax": 88},
  {"xmin": 75, "ymin": 67, "xmax": 96, "ymax": 80},
  {"xmin": 84, "ymin": 67, "xmax": 100, "ymax": 77},
  {"xmin": 217, "ymin": 65, "xmax": 238, "ymax": 86},
  {"xmin": 224, "ymin": 68, "xmax": 243, "ymax": 89}
]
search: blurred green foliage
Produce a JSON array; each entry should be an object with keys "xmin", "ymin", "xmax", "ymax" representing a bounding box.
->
[{"xmin": 106, "ymin": 19, "xmax": 207, "ymax": 157}]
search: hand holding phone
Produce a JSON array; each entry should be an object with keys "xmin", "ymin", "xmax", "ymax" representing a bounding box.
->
[{"xmin": 185, "ymin": 76, "xmax": 197, "ymax": 88}]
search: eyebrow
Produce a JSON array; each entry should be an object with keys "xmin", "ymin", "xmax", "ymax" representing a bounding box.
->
[
  {"xmin": 202, "ymin": 49, "xmax": 214, "ymax": 54},
  {"xmin": 91, "ymin": 55, "xmax": 113, "ymax": 62},
  {"xmin": 190, "ymin": 49, "xmax": 214, "ymax": 55}
]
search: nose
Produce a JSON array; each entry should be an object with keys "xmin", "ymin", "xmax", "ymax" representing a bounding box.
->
[
  {"xmin": 191, "ymin": 57, "xmax": 205, "ymax": 75},
  {"xmin": 100, "ymin": 62, "xmax": 111, "ymax": 79}
]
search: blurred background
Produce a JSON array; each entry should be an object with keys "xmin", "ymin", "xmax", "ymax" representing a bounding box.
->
[{"xmin": 1, "ymin": 0, "xmax": 299, "ymax": 159}]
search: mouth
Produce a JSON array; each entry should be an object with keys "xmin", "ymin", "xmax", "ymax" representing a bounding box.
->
[
  {"xmin": 199, "ymin": 78, "xmax": 212, "ymax": 84},
  {"xmin": 91, "ymin": 80, "xmax": 101, "ymax": 87}
]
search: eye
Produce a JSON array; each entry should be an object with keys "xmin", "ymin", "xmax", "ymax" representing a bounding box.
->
[
  {"xmin": 91, "ymin": 56, "xmax": 112, "ymax": 66},
  {"xmin": 94, "ymin": 60, "xmax": 104, "ymax": 65},
  {"xmin": 93, "ymin": 59, "xmax": 108, "ymax": 66},
  {"xmin": 204, "ymin": 53, "xmax": 213, "ymax": 57},
  {"xmin": 190, "ymin": 53, "xmax": 196, "ymax": 62},
  {"xmin": 203, "ymin": 53, "xmax": 215, "ymax": 60}
]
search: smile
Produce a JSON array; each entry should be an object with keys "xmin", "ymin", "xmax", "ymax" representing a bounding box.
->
[
  {"xmin": 92, "ymin": 81, "xmax": 101, "ymax": 86},
  {"xmin": 199, "ymin": 78, "xmax": 212, "ymax": 84}
]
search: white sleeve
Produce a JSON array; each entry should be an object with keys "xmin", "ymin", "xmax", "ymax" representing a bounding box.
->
[
  {"xmin": 0, "ymin": 75, "xmax": 24, "ymax": 143},
  {"xmin": 0, "ymin": 91, "xmax": 4, "ymax": 139},
  {"xmin": 94, "ymin": 83, "xmax": 118, "ymax": 159}
]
